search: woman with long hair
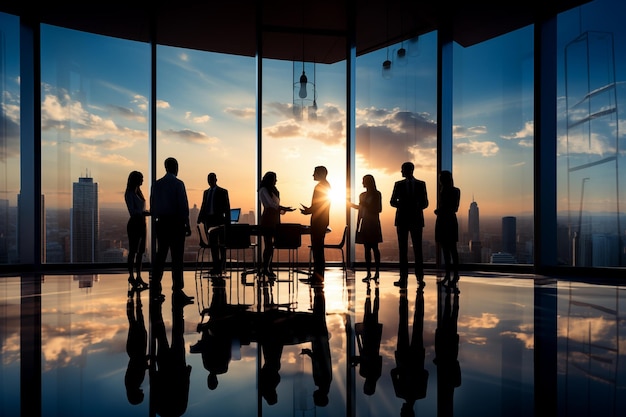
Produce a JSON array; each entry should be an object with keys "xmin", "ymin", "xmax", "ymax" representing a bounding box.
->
[
  {"xmin": 435, "ymin": 170, "xmax": 460, "ymax": 285},
  {"xmin": 258, "ymin": 171, "xmax": 295, "ymax": 278},
  {"xmin": 125, "ymin": 170, "xmax": 150, "ymax": 290},
  {"xmin": 349, "ymin": 174, "xmax": 383, "ymax": 282}
]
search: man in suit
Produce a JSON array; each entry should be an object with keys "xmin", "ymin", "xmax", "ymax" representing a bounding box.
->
[
  {"xmin": 300, "ymin": 166, "xmax": 331, "ymax": 284},
  {"xmin": 197, "ymin": 172, "xmax": 231, "ymax": 275},
  {"xmin": 150, "ymin": 157, "xmax": 194, "ymax": 304},
  {"xmin": 390, "ymin": 162, "xmax": 429, "ymax": 287}
]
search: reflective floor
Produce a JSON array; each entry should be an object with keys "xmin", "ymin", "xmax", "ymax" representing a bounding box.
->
[{"xmin": 2, "ymin": 267, "xmax": 626, "ymax": 417}]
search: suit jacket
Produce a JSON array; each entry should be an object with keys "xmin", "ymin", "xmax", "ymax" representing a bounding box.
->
[
  {"xmin": 390, "ymin": 177, "xmax": 428, "ymax": 228},
  {"xmin": 197, "ymin": 186, "xmax": 231, "ymax": 227}
]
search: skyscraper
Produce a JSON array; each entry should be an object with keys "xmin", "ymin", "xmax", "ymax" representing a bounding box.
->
[
  {"xmin": 502, "ymin": 216, "xmax": 517, "ymax": 257},
  {"xmin": 468, "ymin": 198, "xmax": 479, "ymax": 242},
  {"xmin": 468, "ymin": 198, "xmax": 481, "ymax": 262},
  {"xmin": 71, "ymin": 175, "xmax": 99, "ymax": 262}
]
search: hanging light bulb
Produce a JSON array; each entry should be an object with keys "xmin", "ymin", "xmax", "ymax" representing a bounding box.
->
[
  {"xmin": 396, "ymin": 43, "xmax": 407, "ymax": 67},
  {"xmin": 408, "ymin": 36, "xmax": 420, "ymax": 57},
  {"xmin": 299, "ymin": 70, "xmax": 308, "ymax": 98},
  {"xmin": 382, "ymin": 48, "xmax": 392, "ymax": 79}
]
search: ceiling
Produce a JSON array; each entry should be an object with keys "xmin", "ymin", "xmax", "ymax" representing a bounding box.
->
[{"xmin": 2, "ymin": 1, "xmax": 590, "ymax": 64}]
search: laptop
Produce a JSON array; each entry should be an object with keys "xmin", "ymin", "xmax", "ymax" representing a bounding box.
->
[{"xmin": 230, "ymin": 208, "xmax": 241, "ymax": 224}]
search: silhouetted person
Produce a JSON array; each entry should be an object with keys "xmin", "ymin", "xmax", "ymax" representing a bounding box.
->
[
  {"xmin": 354, "ymin": 281, "xmax": 383, "ymax": 395},
  {"xmin": 349, "ymin": 174, "xmax": 383, "ymax": 282},
  {"xmin": 259, "ymin": 171, "xmax": 295, "ymax": 278},
  {"xmin": 435, "ymin": 170, "xmax": 460, "ymax": 285},
  {"xmin": 125, "ymin": 170, "xmax": 150, "ymax": 290},
  {"xmin": 125, "ymin": 289, "xmax": 148, "ymax": 405},
  {"xmin": 197, "ymin": 172, "xmax": 231, "ymax": 276},
  {"xmin": 150, "ymin": 293, "xmax": 192, "ymax": 417},
  {"xmin": 150, "ymin": 157, "xmax": 194, "ymax": 304},
  {"xmin": 300, "ymin": 166, "xmax": 331, "ymax": 284},
  {"xmin": 390, "ymin": 162, "xmax": 429, "ymax": 288},
  {"xmin": 301, "ymin": 285, "xmax": 332, "ymax": 407},
  {"xmin": 390, "ymin": 287, "xmax": 428, "ymax": 417},
  {"xmin": 258, "ymin": 320, "xmax": 285, "ymax": 405},
  {"xmin": 192, "ymin": 281, "xmax": 232, "ymax": 390},
  {"xmin": 433, "ymin": 285, "xmax": 461, "ymax": 417}
]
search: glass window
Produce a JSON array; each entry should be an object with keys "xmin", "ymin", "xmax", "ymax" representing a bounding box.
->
[
  {"xmin": 0, "ymin": 12, "xmax": 20, "ymax": 264},
  {"xmin": 557, "ymin": 0, "xmax": 626, "ymax": 267},
  {"xmin": 452, "ymin": 26, "xmax": 535, "ymax": 265},
  {"xmin": 261, "ymin": 57, "xmax": 347, "ymax": 263},
  {"xmin": 41, "ymin": 25, "xmax": 150, "ymax": 263},
  {"xmin": 156, "ymin": 46, "xmax": 256, "ymax": 262},
  {"xmin": 355, "ymin": 33, "xmax": 438, "ymax": 265}
]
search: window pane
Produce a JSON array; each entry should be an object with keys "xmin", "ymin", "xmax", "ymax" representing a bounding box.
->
[
  {"xmin": 261, "ymin": 57, "xmax": 347, "ymax": 264},
  {"xmin": 41, "ymin": 25, "xmax": 150, "ymax": 263},
  {"xmin": 557, "ymin": 0, "xmax": 626, "ymax": 267},
  {"xmin": 0, "ymin": 12, "xmax": 20, "ymax": 264},
  {"xmin": 355, "ymin": 33, "xmax": 438, "ymax": 265},
  {"xmin": 453, "ymin": 26, "xmax": 535, "ymax": 265},
  {"xmin": 156, "ymin": 46, "xmax": 256, "ymax": 262}
]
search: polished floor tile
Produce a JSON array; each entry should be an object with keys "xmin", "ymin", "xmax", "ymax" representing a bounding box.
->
[{"xmin": 1, "ymin": 269, "xmax": 625, "ymax": 417}]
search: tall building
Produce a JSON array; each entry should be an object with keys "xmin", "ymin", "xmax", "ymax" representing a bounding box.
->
[
  {"xmin": 502, "ymin": 216, "xmax": 517, "ymax": 258},
  {"xmin": 71, "ymin": 175, "xmax": 99, "ymax": 262},
  {"xmin": 468, "ymin": 198, "xmax": 479, "ymax": 242},
  {"xmin": 468, "ymin": 199, "xmax": 481, "ymax": 262}
]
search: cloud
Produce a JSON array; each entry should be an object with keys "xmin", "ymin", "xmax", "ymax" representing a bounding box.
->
[
  {"xmin": 225, "ymin": 107, "xmax": 255, "ymax": 119},
  {"xmin": 161, "ymin": 128, "xmax": 217, "ymax": 144},
  {"xmin": 455, "ymin": 140, "xmax": 499, "ymax": 157},
  {"xmin": 107, "ymin": 104, "xmax": 146, "ymax": 123},
  {"xmin": 184, "ymin": 111, "xmax": 211, "ymax": 123},
  {"xmin": 0, "ymin": 103, "xmax": 20, "ymax": 159},
  {"xmin": 502, "ymin": 120, "xmax": 534, "ymax": 140}
]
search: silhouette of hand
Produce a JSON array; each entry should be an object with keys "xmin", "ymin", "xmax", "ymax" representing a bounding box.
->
[{"xmin": 185, "ymin": 224, "xmax": 192, "ymax": 236}]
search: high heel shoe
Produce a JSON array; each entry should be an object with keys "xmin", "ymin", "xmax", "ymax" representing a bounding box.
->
[{"xmin": 135, "ymin": 278, "xmax": 149, "ymax": 290}]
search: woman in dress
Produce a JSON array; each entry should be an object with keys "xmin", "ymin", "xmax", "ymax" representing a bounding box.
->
[
  {"xmin": 435, "ymin": 170, "xmax": 460, "ymax": 285},
  {"xmin": 258, "ymin": 171, "xmax": 295, "ymax": 278},
  {"xmin": 125, "ymin": 170, "xmax": 150, "ymax": 290},
  {"xmin": 349, "ymin": 174, "xmax": 383, "ymax": 282}
]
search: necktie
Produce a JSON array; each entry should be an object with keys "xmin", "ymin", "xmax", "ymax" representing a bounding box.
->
[{"xmin": 208, "ymin": 188, "xmax": 215, "ymax": 215}]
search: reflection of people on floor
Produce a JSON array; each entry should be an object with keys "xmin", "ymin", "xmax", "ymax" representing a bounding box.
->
[
  {"xmin": 353, "ymin": 281, "xmax": 383, "ymax": 395},
  {"xmin": 125, "ymin": 289, "xmax": 148, "ymax": 405},
  {"xmin": 301, "ymin": 286, "xmax": 332, "ymax": 407},
  {"xmin": 390, "ymin": 287, "xmax": 428, "ymax": 417},
  {"xmin": 150, "ymin": 295, "xmax": 192, "ymax": 417},
  {"xmin": 433, "ymin": 287, "xmax": 461, "ymax": 417},
  {"xmin": 258, "ymin": 322, "xmax": 284, "ymax": 405},
  {"xmin": 191, "ymin": 279, "xmax": 234, "ymax": 390}
]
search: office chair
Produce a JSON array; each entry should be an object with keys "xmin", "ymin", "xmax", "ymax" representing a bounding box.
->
[{"xmin": 309, "ymin": 225, "xmax": 348, "ymax": 276}]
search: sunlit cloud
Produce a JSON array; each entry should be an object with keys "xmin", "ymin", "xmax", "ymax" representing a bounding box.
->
[
  {"xmin": 460, "ymin": 312, "xmax": 500, "ymax": 329},
  {"xmin": 502, "ymin": 120, "xmax": 534, "ymax": 140},
  {"xmin": 225, "ymin": 107, "xmax": 255, "ymax": 119},
  {"xmin": 157, "ymin": 99, "xmax": 170, "ymax": 109},
  {"xmin": 453, "ymin": 124, "xmax": 487, "ymax": 138},
  {"xmin": 454, "ymin": 140, "xmax": 499, "ymax": 157},
  {"xmin": 501, "ymin": 330, "xmax": 534, "ymax": 349},
  {"xmin": 185, "ymin": 111, "xmax": 211, "ymax": 123},
  {"xmin": 161, "ymin": 128, "xmax": 218, "ymax": 144},
  {"xmin": 107, "ymin": 104, "xmax": 146, "ymax": 123},
  {"xmin": 180, "ymin": 52, "xmax": 189, "ymax": 62},
  {"xmin": 264, "ymin": 120, "xmax": 302, "ymax": 138}
]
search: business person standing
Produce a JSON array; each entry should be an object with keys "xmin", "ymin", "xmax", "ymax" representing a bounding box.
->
[
  {"xmin": 197, "ymin": 172, "xmax": 231, "ymax": 276},
  {"xmin": 390, "ymin": 162, "xmax": 429, "ymax": 288},
  {"xmin": 150, "ymin": 157, "xmax": 194, "ymax": 304}
]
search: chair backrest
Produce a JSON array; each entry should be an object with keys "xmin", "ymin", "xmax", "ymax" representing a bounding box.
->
[
  {"xmin": 197, "ymin": 223, "xmax": 210, "ymax": 248},
  {"xmin": 274, "ymin": 223, "xmax": 302, "ymax": 249},
  {"xmin": 327, "ymin": 225, "xmax": 348, "ymax": 248},
  {"xmin": 224, "ymin": 224, "xmax": 251, "ymax": 249}
]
